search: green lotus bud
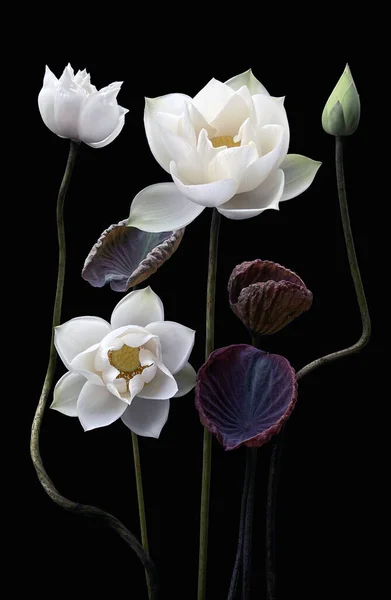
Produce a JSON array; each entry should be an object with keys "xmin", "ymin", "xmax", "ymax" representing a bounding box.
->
[{"xmin": 322, "ymin": 64, "xmax": 360, "ymax": 136}]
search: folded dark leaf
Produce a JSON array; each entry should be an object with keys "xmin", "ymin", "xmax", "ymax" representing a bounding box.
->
[
  {"xmin": 228, "ymin": 259, "xmax": 313, "ymax": 335},
  {"xmin": 82, "ymin": 220, "xmax": 184, "ymax": 291}
]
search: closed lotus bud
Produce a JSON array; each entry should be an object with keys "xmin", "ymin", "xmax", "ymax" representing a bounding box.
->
[
  {"xmin": 322, "ymin": 64, "xmax": 360, "ymax": 136},
  {"xmin": 228, "ymin": 259, "xmax": 313, "ymax": 335}
]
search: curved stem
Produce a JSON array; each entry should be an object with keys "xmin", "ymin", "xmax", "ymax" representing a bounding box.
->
[
  {"xmin": 197, "ymin": 208, "xmax": 221, "ymax": 600},
  {"xmin": 30, "ymin": 141, "xmax": 159, "ymax": 599},
  {"xmin": 227, "ymin": 450, "xmax": 252, "ymax": 600},
  {"xmin": 296, "ymin": 137, "xmax": 371, "ymax": 380},
  {"xmin": 242, "ymin": 448, "xmax": 258, "ymax": 600},
  {"xmin": 132, "ymin": 432, "xmax": 152, "ymax": 600},
  {"xmin": 265, "ymin": 135, "xmax": 371, "ymax": 600}
]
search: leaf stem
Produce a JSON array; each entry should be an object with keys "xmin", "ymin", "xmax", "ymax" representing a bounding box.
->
[{"xmin": 242, "ymin": 448, "xmax": 258, "ymax": 600}]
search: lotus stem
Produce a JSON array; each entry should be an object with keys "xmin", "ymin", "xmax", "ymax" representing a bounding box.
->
[
  {"xmin": 30, "ymin": 141, "xmax": 159, "ymax": 599},
  {"xmin": 198, "ymin": 208, "xmax": 221, "ymax": 600},
  {"xmin": 265, "ymin": 135, "xmax": 371, "ymax": 600},
  {"xmin": 132, "ymin": 431, "xmax": 152, "ymax": 599}
]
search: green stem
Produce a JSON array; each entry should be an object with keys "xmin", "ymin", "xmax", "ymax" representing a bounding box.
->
[
  {"xmin": 265, "ymin": 135, "xmax": 371, "ymax": 600},
  {"xmin": 197, "ymin": 208, "xmax": 221, "ymax": 600},
  {"xmin": 295, "ymin": 137, "xmax": 371, "ymax": 379},
  {"xmin": 132, "ymin": 432, "xmax": 152, "ymax": 599},
  {"xmin": 30, "ymin": 141, "xmax": 159, "ymax": 599}
]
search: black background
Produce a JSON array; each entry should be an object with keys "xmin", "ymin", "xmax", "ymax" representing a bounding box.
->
[{"xmin": 21, "ymin": 28, "xmax": 384, "ymax": 600}]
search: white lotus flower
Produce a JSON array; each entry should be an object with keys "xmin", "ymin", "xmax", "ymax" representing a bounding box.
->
[
  {"xmin": 38, "ymin": 64, "xmax": 128, "ymax": 148},
  {"xmin": 127, "ymin": 69, "xmax": 321, "ymax": 232},
  {"xmin": 51, "ymin": 287, "xmax": 196, "ymax": 437}
]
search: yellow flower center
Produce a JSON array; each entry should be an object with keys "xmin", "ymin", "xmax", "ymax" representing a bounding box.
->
[
  {"xmin": 108, "ymin": 345, "xmax": 150, "ymax": 383},
  {"xmin": 210, "ymin": 135, "xmax": 240, "ymax": 149},
  {"xmin": 110, "ymin": 345, "xmax": 140, "ymax": 372}
]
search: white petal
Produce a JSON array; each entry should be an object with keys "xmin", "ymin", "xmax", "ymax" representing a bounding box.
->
[
  {"xmin": 280, "ymin": 154, "xmax": 322, "ymax": 201},
  {"xmin": 69, "ymin": 343, "xmax": 104, "ymax": 386},
  {"xmin": 225, "ymin": 69, "xmax": 269, "ymax": 95},
  {"xmin": 121, "ymin": 397, "xmax": 170, "ymax": 438},
  {"xmin": 53, "ymin": 65, "xmax": 87, "ymax": 139},
  {"xmin": 54, "ymin": 317, "xmax": 111, "ymax": 369},
  {"xmin": 78, "ymin": 83, "xmax": 126, "ymax": 144},
  {"xmin": 121, "ymin": 331, "xmax": 158, "ymax": 348},
  {"xmin": 144, "ymin": 94, "xmax": 192, "ymax": 172},
  {"xmin": 51, "ymin": 371, "xmax": 85, "ymax": 416},
  {"xmin": 210, "ymin": 92, "xmax": 251, "ymax": 137},
  {"xmin": 211, "ymin": 144, "xmax": 258, "ymax": 185},
  {"xmin": 188, "ymin": 103, "xmax": 216, "ymax": 138},
  {"xmin": 237, "ymin": 125, "xmax": 284, "ymax": 193},
  {"xmin": 218, "ymin": 169, "xmax": 285, "ymax": 220},
  {"xmin": 38, "ymin": 66, "xmax": 58, "ymax": 135},
  {"xmin": 127, "ymin": 182, "xmax": 205, "ymax": 232},
  {"xmin": 77, "ymin": 381, "xmax": 128, "ymax": 431},
  {"xmin": 170, "ymin": 162, "xmax": 237, "ymax": 208},
  {"xmin": 137, "ymin": 362, "xmax": 178, "ymax": 400},
  {"xmin": 86, "ymin": 106, "xmax": 128, "ymax": 149},
  {"xmin": 252, "ymin": 94, "xmax": 290, "ymax": 166},
  {"xmin": 173, "ymin": 362, "xmax": 197, "ymax": 398},
  {"xmin": 159, "ymin": 127, "xmax": 195, "ymax": 166},
  {"xmin": 139, "ymin": 349, "xmax": 158, "ymax": 384},
  {"xmin": 192, "ymin": 78, "xmax": 235, "ymax": 123},
  {"xmin": 128, "ymin": 373, "xmax": 147, "ymax": 401},
  {"xmin": 111, "ymin": 286, "xmax": 164, "ymax": 330},
  {"xmin": 145, "ymin": 321, "xmax": 195, "ymax": 375}
]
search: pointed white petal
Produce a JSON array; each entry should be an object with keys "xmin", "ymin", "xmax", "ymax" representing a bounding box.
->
[
  {"xmin": 211, "ymin": 144, "xmax": 258, "ymax": 185},
  {"xmin": 77, "ymin": 381, "xmax": 128, "ymax": 431},
  {"xmin": 38, "ymin": 67, "xmax": 58, "ymax": 134},
  {"xmin": 53, "ymin": 66, "xmax": 87, "ymax": 139},
  {"xmin": 218, "ymin": 169, "xmax": 285, "ymax": 220},
  {"xmin": 252, "ymin": 94, "xmax": 290, "ymax": 166},
  {"xmin": 170, "ymin": 162, "xmax": 237, "ymax": 208},
  {"xmin": 121, "ymin": 397, "xmax": 170, "ymax": 438},
  {"xmin": 127, "ymin": 182, "xmax": 205, "ymax": 232},
  {"xmin": 51, "ymin": 371, "xmax": 86, "ymax": 416},
  {"xmin": 192, "ymin": 78, "xmax": 235, "ymax": 124},
  {"xmin": 173, "ymin": 362, "xmax": 196, "ymax": 398},
  {"xmin": 210, "ymin": 92, "xmax": 251, "ymax": 137},
  {"xmin": 111, "ymin": 286, "xmax": 164, "ymax": 329},
  {"xmin": 54, "ymin": 317, "xmax": 111, "ymax": 369},
  {"xmin": 237, "ymin": 125, "xmax": 284, "ymax": 193},
  {"xmin": 145, "ymin": 321, "xmax": 195, "ymax": 375},
  {"xmin": 137, "ymin": 362, "xmax": 178, "ymax": 400},
  {"xmin": 225, "ymin": 69, "xmax": 269, "ymax": 95},
  {"xmin": 144, "ymin": 94, "xmax": 192, "ymax": 172},
  {"xmin": 280, "ymin": 154, "xmax": 322, "ymax": 201}
]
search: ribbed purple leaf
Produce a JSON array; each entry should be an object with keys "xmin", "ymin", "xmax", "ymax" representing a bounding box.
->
[
  {"xmin": 195, "ymin": 345, "xmax": 297, "ymax": 450},
  {"xmin": 82, "ymin": 220, "xmax": 184, "ymax": 291}
]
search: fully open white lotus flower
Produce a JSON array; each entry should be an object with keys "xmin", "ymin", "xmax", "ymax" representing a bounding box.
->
[
  {"xmin": 51, "ymin": 287, "xmax": 196, "ymax": 436},
  {"xmin": 127, "ymin": 70, "xmax": 321, "ymax": 231},
  {"xmin": 38, "ymin": 64, "xmax": 128, "ymax": 148}
]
